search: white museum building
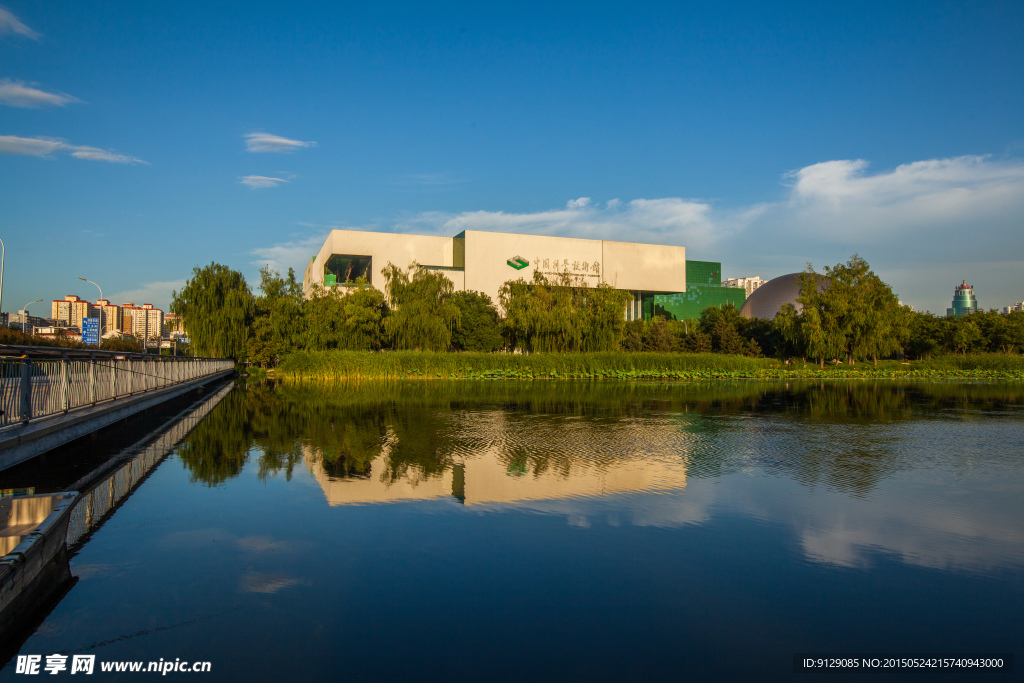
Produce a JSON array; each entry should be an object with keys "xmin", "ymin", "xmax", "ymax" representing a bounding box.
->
[{"xmin": 303, "ymin": 229, "xmax": 691, "ymax": 321}]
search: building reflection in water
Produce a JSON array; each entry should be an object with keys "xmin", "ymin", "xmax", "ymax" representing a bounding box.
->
[{"xmin": 303, "ymin": 411, "xmax": 691, "ymax": 507}]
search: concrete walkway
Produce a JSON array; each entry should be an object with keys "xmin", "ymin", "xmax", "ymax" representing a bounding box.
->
[{"xmin": 0, "ymin": 370, "xmax": 233, "ymax": 472}]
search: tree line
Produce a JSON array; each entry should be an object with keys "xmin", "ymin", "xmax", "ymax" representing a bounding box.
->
[
  {"xmin": 169, "ymin": 255, "xmax": 1024, "ymax": 366},
  {"xmin": 1, "ymin": 322, "xmax": 169, "ymax": 354}
]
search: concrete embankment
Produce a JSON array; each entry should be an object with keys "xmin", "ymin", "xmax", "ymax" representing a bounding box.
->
[{"xmin": 0, "ymin": 492, "xmax": 78, "ymax": 646}]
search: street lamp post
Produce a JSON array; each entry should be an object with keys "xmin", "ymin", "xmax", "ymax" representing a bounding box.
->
[
  {"xmin": 21, "ymin": 298, "xmax": 42, "ymax": 335},
  {"xmin": 0, "ymin": 236, "xmax": 5, "ymax": 326},
  {"xmin": 77, "ymin": 275, "xmax": 103, "ymax": 347}
]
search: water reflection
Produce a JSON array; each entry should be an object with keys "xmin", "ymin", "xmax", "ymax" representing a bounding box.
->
[
  {"xmin": 172, "ymin": 380, "xmax": 1024, "ymax": 571},
  {"xmin": 5, "ymin": 380, "xmax": 1022, "ymax": 680},
  {"xmin": 178, "ymin": 380, "xmax": 1023, "ymax": 484}
]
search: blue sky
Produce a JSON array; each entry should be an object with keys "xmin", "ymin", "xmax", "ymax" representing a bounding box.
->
[{"xmin": 1, "ymin": 0, "xmax": 1022, "ymax": 315}]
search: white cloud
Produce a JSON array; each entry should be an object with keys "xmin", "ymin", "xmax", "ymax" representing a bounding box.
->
[
  {"xmin": 744, "ymin": 154, "xmax": 1024, "ymax": 310},
  {"xmin": 250, "ymin": 234, "xmax": 329, "ymax": 275},
  {"xmin": 0, "ymin": 7, "xmax": 40, "ymax": 39},
  {"xmin": 397, "ymin": 195, "xmax": 733, "ymax": 253},
  {"xmin": 0, "ymin": 135, "xmax": 146, "ymax": 163},
  {"xmin": 0, "ymin": 135, "xmax": 63, "ymax": 156},
  {"xmin": 69, "ymin": 146, "xmax": 146, "ymax": 164},
  {"xmin": 244, "ymin": 132, "xmax": 315, "ymax": 153},
  {"xmin": 108, "ymin": 280, "xmax": 186, "ymax": 311},
  {"xmin": 776, "ymin": 155, "xmax": 1024, "ymax": 245},
  {"xmin": 393, "ymin": 155, "xmax": 1024, "ymax": 268},
  {"xmin": 0, "ymin": 79, "xmax": 79, "ymax": 108},
  {"xmin": 240, "ymin": 175, "xmax": 290, "ymax": 189}
]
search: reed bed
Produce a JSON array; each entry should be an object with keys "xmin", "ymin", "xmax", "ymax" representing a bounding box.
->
[{"xmin": 275, "ymin": 351, "xmax": 1024, "ymax": 381}]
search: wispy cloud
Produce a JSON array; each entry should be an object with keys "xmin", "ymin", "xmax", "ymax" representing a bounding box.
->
[
  {"xmin": 397, "ymin": 195, "xmax": 735, "ymax": 253},
  {"xmin": 108, "ymin": 280, "xmax": 186, "ymax": 310},
  {"xmin": 239, "ymin": 175, "xmax": 290, "ymax": 189},
  {"xmin": 0, "ymin": 7, "xmax": 40, "ymax": 40},
  {"xmin": 250, "ymin": 234, "xmax": 329, "ymax": 274},
  {"xmin": 0, "ymin": 79, "xmax": 79, "ymax": 108},
  {"xmin": 244, "ymin": 132, "xmax": 315, "ymax": 153},
  {"xmin": 0, "ymin": 135, "xmax": 63, "ymax": 156},
  {"xmin": 0, "ymin": 134, "xmax": 146, "ymax": 164},
  {"xmin": 69, "ymin": 146, "xmax": 145, "ymax": 164}
]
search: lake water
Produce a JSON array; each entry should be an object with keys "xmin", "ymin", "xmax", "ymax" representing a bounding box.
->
[{"xmin": 3, "ymin": 381, "xmax": 1022, "ymax": 680}]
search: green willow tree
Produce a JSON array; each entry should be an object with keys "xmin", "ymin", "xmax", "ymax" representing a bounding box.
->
[
  {"xmin": 302, "ymin": 278, "xmax": 386, "ymax": 351},
  {"xmin": 499, "ymin": 271, "xmax": 630, "ymax": 352},
  {"xmin": 500, "ymin": 271, "xmax": 584, "ymax": 352},
  {"xmin": 794, "ymin": 269, "xmax": 844, "ymax": 368},
  {"xmin": 787, "ymin": 255, "xmax": 910, "ymax": 367},
  {"xmin": 248, "ymin": 266, "xmax": 304, "ymax": 367},
  {"xmin": 171, "ymin": 262, "xmax": 255, "ymax": 360},
  {"xmin": 450, "ymin": 291, "xmax": 503, "ymax": 352},
  {"xmin": 822, "ymin": 254, "xmax": 907, "ymax": 365},
  {"xmin": 577, "ymin": 280, "xmax": 633, "ymax": 351},
  {"xmin": 382, "ymin": 262, "xmax": 461, "ymax": 351}
]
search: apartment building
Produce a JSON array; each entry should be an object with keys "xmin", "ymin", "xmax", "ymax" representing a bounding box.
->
[
  {"xmin": 121, "ymin": 303, "xmax": 143, "ymax": 336},
  {"xmin": 143, "ymin": 303, "xmax": 164, "ymax": 340},
  {"xmin": 51, "ymin": 295, "xmax": 97, "ymax": 331},
  {"xmin": 95, "ymin": 299, "xmax": 122, "ymax": 335},
  {"xmin": 121, "ymin": 302, "xmax": 164, "ymax": 340},
  {"xmin": 722, "ymin": 276, "xmax": 766, "ymax": 298},
  {"xmin": 43, "ymin": 295, "xmax": 166, "ymax": 341}
]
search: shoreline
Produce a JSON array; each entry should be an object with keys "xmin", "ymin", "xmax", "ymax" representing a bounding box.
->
[{"xmin": 270, "ymin": 350, "xmax": 1024, "ymax": 382}]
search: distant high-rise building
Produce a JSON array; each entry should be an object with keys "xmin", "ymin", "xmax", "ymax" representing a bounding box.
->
[
  {"xmin": 121, "ymin": 303, "xmax": 143, "ymax": 336},
  {"xmin": 12, "ymin": 312, "xmax": 57, "ymax": 332},
  {"xmin": 1001, "ymin": 301, "xmax": 1023, "ymax": 314},
  {"xmin": 142, "ymin": 303, "xmax": 164, "ymax": 340},
  {"xmin": 722, "ymin": 276, "xmax": 766, "ymax": 298},
  {"xmin": 947, "ymin": 280, "xmax": 979, "ymax": 317},
  {"xmin": 51, "ymin": 295, "xmax": 96, "ymax": 330},
  {"xmin": 121, "ymin": 303, "xmax": 164, "ymax": 340},
  {"xmin": 95, "ymin": 299, "xmax": 122, "ymax": 335}
]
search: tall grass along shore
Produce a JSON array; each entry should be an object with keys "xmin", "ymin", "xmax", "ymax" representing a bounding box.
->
[{"xmin": 275, "ymin": 351, "xmax": 1024, "ymax": 381}]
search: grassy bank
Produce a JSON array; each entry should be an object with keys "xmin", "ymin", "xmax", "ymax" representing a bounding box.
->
[{"xmin": 275, "ymin": 351, "xmax": 1024, "ymax": 381}]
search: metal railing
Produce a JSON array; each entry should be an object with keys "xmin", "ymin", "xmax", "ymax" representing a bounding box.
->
[{"xmin": 0, "ymin": 345, "xmax": 233, "ymax": 430}]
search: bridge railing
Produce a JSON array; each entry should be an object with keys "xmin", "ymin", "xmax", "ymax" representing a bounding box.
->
[{"xmin": 0, "ymin": 346, "xmax": 233, "ymax": 431}]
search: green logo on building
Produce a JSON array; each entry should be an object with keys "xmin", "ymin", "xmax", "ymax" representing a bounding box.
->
[{"xmin": 507, "ymin": 255, "xmax": 529, "ymax": 270}]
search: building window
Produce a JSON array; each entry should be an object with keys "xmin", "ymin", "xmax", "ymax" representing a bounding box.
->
[{"xmin": 325, "ymin": 254, "xmax": 372, "ymax": 286}]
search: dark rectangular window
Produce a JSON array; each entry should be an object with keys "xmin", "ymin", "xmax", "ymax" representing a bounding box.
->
[{"xmin": 325, "ymin": 254, "xmax": 372, "ymax": 285}]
